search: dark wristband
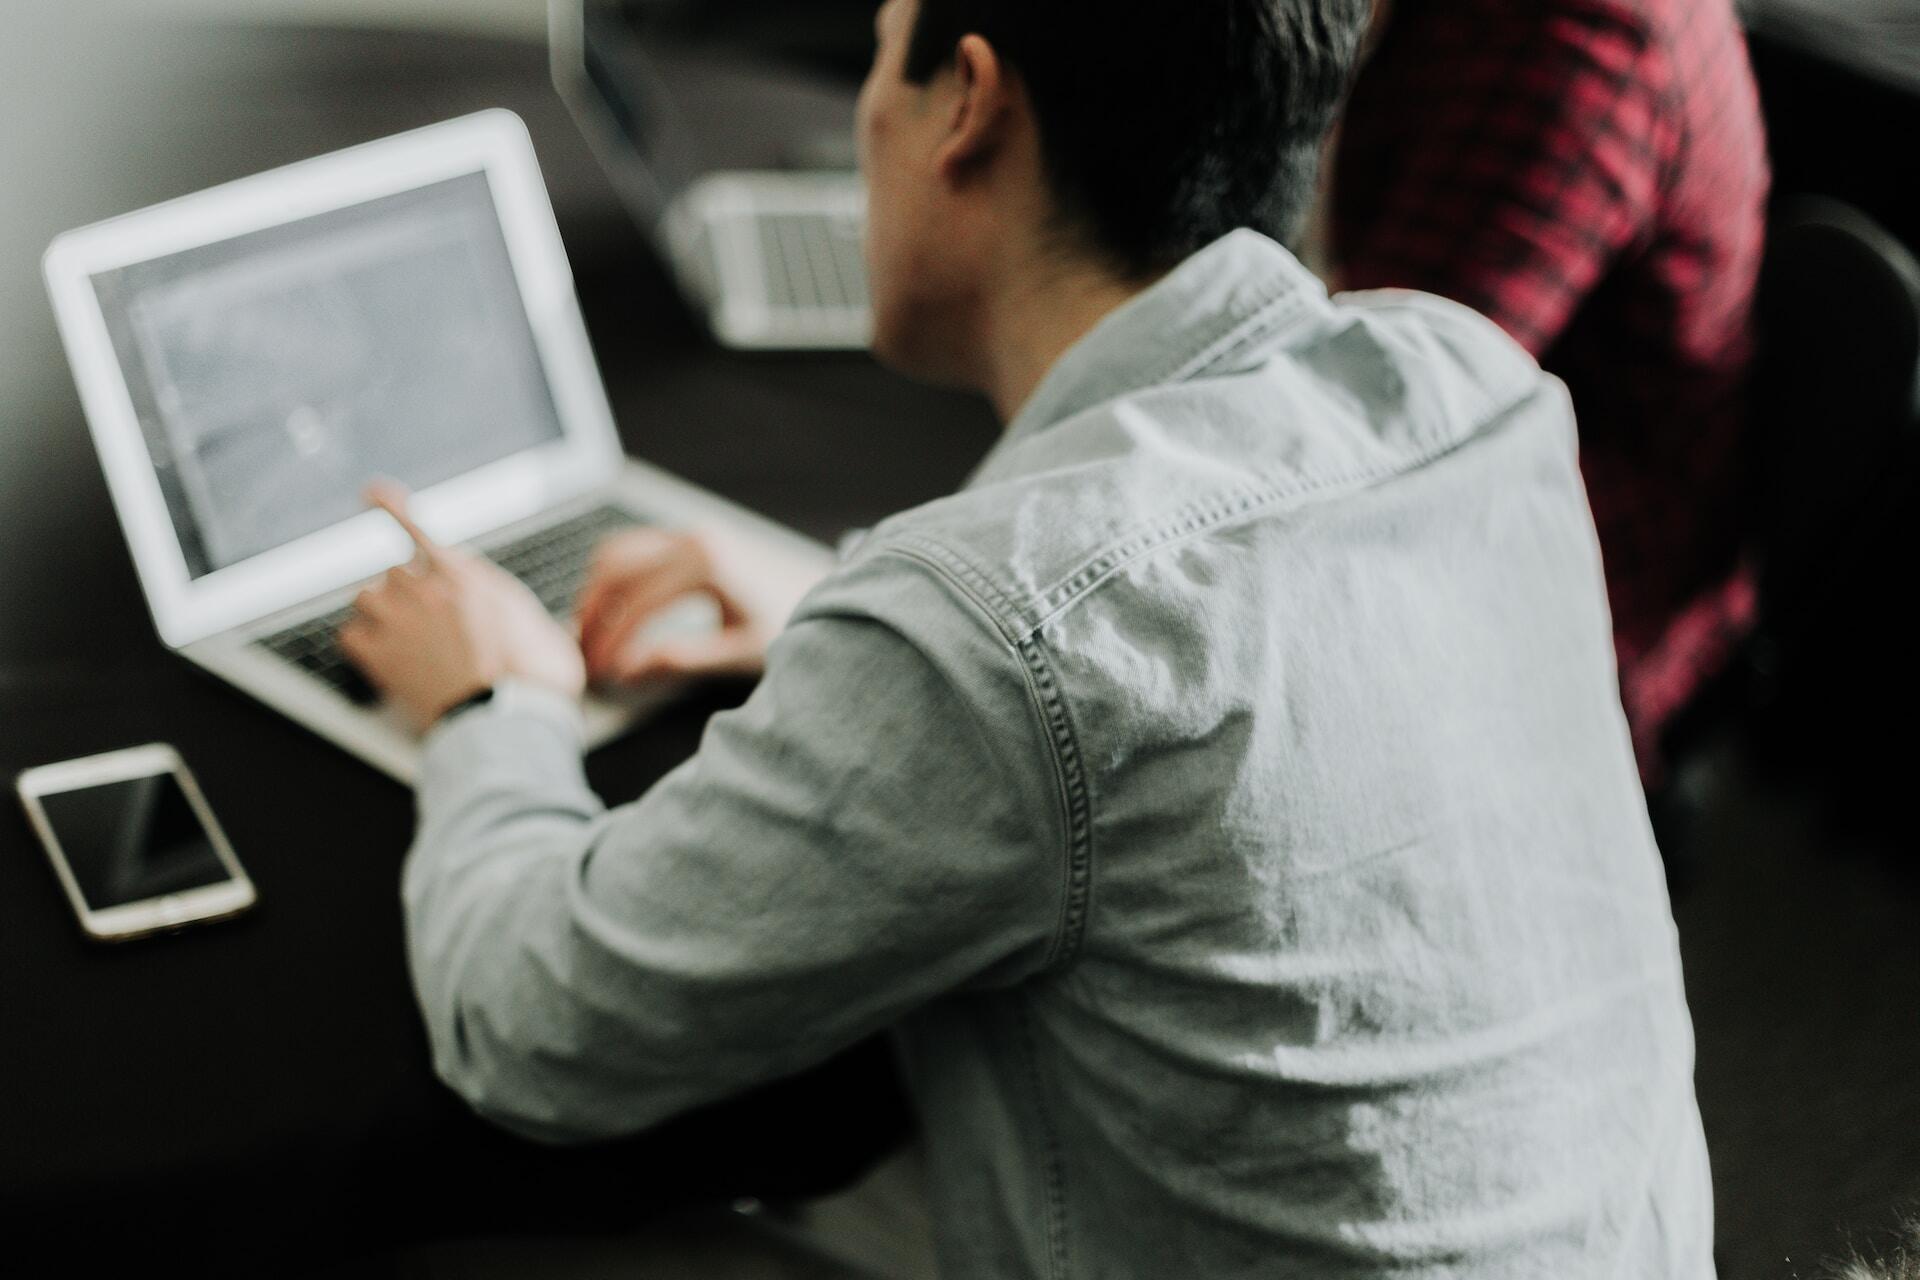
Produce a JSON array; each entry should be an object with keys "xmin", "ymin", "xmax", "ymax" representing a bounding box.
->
[{"xmin": 436, "ymin": 686, "xmax": 495, "ymax": 727}]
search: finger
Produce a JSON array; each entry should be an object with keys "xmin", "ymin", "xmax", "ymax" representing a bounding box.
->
[
  {"xmin": 605, "ymin": 625, "xmax": 765, "ymax": 685},
  {"xmin": 579, "ymin": 547, "xmax": 711, "ymax": 673},
  {"xmin": 366, "ymin": 483, "xmax": 449, "ymax": 571},
  {"xmin": 574, "ymin": 531, "xmax": 688, "ymax": 637},
  {"xmin": 418, "ymin": 570, "xmax": 456, "ymax": 603},
  {"xmin": 336, "ymin": 620, "xmax": 384, "ymax": 684},
  {"xmin": 355, "ymin": 565, "xmax": 431, "ymax": 626},
  {"xmin": 352, "ymin": 585, "xmax": 392, "ymax": 624},
  {"xmin": 583, "ymin": 574, "xmax": 713, "ymax": 676}
]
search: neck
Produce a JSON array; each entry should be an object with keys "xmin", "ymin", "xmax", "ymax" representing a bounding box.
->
[{"xmin": 977, "ymin": 251, "xmax": 1154, "ymax": 424}]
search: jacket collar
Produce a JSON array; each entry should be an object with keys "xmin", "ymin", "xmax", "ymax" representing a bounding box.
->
[{"xmin": 996, "ymin": 229, "xmax": 1329, "ymax": 453}]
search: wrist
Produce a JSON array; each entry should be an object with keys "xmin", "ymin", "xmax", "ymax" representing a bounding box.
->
[
  {"xmin": 433, "ymin": 684, "xmax": 496, "ymax": 727},
  {"xmin": 424, "ymin": 677, "xmax": 588, "ymax": 747}
]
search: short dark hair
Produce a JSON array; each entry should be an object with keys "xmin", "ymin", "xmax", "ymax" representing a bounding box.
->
[
  {"xmin": 1827, "ymin": 1222, "xmax": 1920, "ymax": 1280},
  {"xmin": 904, "ymin": 0, "xmax": 1370, "ymax": 279}
]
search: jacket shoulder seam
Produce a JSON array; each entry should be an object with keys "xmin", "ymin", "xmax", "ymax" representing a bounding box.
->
[
  {"xmin": 866, "ymin": 544, "xmax": 1095, "ymax": 974},
  {"xmin": 1024, "ymin": 378, "xmax": 1544, "ymax": 628}
]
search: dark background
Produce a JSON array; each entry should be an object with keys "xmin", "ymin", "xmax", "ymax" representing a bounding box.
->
[{"xmin": 1, "ymin": 5, "xmax": 1917, "ymax": 1277}]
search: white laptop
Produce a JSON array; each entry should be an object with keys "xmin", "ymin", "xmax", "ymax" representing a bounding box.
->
[
  {"xmin": 43, "ymin": 109, "xmax": 829, "ymax": 783},
  {"xmin": 551, "ymin": 0, "xmax": 871, "ymax": 351}
]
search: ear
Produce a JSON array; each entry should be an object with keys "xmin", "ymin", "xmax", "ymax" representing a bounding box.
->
[{"xmin": 933, "ymin": 34, "xmax": 1015, "ymax": 185}]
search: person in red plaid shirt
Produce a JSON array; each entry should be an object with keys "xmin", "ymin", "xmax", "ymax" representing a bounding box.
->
[{"xmin": 1332, "ymin": 0, "xmax": 1771, "ymax": 787}]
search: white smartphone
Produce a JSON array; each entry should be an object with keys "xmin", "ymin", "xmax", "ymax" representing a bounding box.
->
[{"xmin": 16, "ymin": 744, "xmax": 256, "ymax": 942}]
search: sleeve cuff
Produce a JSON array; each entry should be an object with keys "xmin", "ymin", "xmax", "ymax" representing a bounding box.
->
[
  {"xmin": 425, "ymin": 679, "xmax": 587, "ymax": 750},
  {"xmin": 416, "ymin": 679, "xmax": 592, "ymax": 822}
]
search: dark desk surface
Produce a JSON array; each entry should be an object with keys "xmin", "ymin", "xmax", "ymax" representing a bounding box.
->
[{"xmin": 0, "ymin": 14, "xmax": 986, "ymax": 1265}]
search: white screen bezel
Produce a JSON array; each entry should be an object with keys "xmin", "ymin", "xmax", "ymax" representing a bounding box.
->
[
  {"xmin": 16, "ymin": 744, "xmax": 257, "ymax": 942},
  {"xmin": 42, "ymin": 109, "xmax": 623, "ymax": 649}
]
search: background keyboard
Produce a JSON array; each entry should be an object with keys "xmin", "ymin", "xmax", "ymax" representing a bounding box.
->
[
  {"xmin": 759, "ymin": 210, "xmax": 867, "ymax": 313},
  {"xmin": 255, "ymin": 505, "xmax": 639, "ymax": 705}
]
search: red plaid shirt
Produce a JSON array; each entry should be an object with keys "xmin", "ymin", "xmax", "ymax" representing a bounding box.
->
[{"xmin": 1333, "ymin": 0, "xmax": 1770, "ymax": 779}]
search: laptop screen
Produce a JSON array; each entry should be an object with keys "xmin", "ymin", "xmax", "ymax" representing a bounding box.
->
[{"xmin": 86, "ymin": 171, "xmax": 565, "ymax": 579}]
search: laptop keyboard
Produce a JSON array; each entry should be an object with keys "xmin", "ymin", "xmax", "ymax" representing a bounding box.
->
[
  {"xmin": 495, "ymin": 505, "xmax": 640, "ymax": 618},
  {"xmin": 257, "ymin": 610, "xmax": 381, "ymax": 706},
  {"xmin": 759, "ymin": 211, "xmax": 867, "ymax": 313},
  {"xmin": 255, "ymin": 504, "xmax": 640, "ymax": 706}
]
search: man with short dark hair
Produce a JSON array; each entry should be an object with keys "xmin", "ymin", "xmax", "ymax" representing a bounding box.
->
[{"xmin": 343, "ymin": 1, "xmax": 1716, "ymax": 1274}]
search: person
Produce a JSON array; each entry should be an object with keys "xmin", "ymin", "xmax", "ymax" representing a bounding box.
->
[
  {"xmin": 1825, "ymin": 1227, "xmax": 1920, "ymax": 1280},
  {"xmin": 1330, "ymin": 0, "xmax": 1772, "ymax": 786},
  {"xmin": 341, "ymin": 0, "xmax": 1715, "ymax": 1274}
]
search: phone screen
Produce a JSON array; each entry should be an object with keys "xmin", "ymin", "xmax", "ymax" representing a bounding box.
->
[{"xmin": 36, "ymin": 772, "xmax": 232, "ymax": 910}]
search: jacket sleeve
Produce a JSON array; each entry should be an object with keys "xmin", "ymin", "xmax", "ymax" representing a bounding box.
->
[{"xmin": 402, "ymin": 552, "xmax": 1067, "ymax": 1144}]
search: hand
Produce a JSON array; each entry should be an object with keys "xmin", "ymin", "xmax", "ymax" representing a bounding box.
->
[
  {"xmin": 575, "ymin": 526, "xmax": 824, "ymax": 686},
  {"xmin": 340, "ymin": 485, "xmax": 586, "ymax": 731}
]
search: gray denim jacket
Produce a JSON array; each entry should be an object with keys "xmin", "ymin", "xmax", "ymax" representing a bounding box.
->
[{"xmin": 406, "ymin": 231, "xmax": 1713, "ymax": 1278}]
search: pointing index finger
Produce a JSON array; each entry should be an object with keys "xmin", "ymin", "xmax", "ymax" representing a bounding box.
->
[{"xmin": 366, "ymin": 482, "xmax": 447, "ymax": 569}]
